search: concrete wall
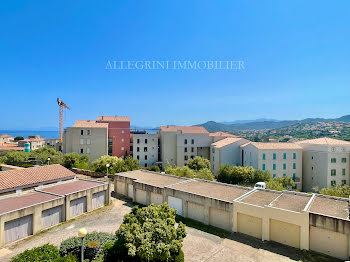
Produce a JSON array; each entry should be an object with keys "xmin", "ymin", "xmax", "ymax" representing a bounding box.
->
[{"xmin": 133, "ymin": 133, "xmax": 158, "ymax": 167}]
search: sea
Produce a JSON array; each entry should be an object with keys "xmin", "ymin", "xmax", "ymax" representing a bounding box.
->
[{"xmin": 0, "ymin": 130, "xmax": 59, "ymax": 139}]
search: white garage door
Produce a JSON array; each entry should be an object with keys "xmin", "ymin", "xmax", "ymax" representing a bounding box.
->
[
  {"xmin": 150, "ymin": 192, "xmax": 163, "ymax": 206},
  {"xmin": 135, "ymin": 189, "xmax": 147, "ymax": 205},
  {"xmin": 70, "ymin": 197, "xmax": 87, "ymax": 218},
  {"xmin": 237, "ymin": 213, "xmax": 262, "ymax": 239},
  {"xmin": 4, "ymin": 215, "xmax": 33, "ymax": 244},
  {"xmin": 128, "ymin": 184, "xmax": 134, "ymax": 199},
  {"xmin": 92, "ymin": 191, "xmax": 106, "ymax": 209},
  {"xmin": 116, "ymin": 181, "xmax": 126, "ymax": 195},
  {"xmin": 209, "ymin": 207, "xmax": 231, "ymax": 231},
  {"xmin": 187, "ymin": 202, "xmax": 205, "ymax": 223},
  {"xmin": 168, "ymin": 196, "xmax": 183, "ymax": 215},
  {"xmin": 42, "ymin": 206, "xmax": 63, "ymax": 228},
  {"xmin": 270, "ymin": 219, "xmax": 300, "ymax": 248}
]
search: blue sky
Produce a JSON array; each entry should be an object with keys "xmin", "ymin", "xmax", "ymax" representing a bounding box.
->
[{"xmin": 1, "ymin": 0, "xmax": 349, "ymax": 129}]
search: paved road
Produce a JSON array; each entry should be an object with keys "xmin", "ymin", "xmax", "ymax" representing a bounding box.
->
[{"xmin": 0, "ymin": 196, "xmax": 302, "ymax": 262}]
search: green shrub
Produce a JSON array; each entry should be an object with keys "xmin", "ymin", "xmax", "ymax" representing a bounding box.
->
[
  {"xmin": 187, "ymin": 156, "xmax": 211, "ymax": 171},
  {"xmin": 10, "ymin": 244, "xmax": 60, "ymax": 262},
  {"xmin": 145, "ymin": 165, "xmax": 160, "ymax": 172},
  {"xmin": 165, "ymin": 166, "xmax": 214, "ymax": 181},
  {"xmin": 60, "ymin": 232, "xmax": 115, "ymax": 261},
  {"xmin": 174, "ymin": 250, "xmax": 185, "ymax": 262},
  {"xmin": 54, "ymin": 253, "xmax": 78, "ymax": 262}
]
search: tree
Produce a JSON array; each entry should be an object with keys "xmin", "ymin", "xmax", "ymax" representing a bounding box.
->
[
  {"xmin": 30, "ymin": 146, "xmax": 63, "ymax": 165},
  {"xmin": 105, "ymin": 203, "xmax": 186, "ymax": 261},
  {"xmin": 165, "ymin": 166, "xmax": 214, "ymax": 181},
  {"xmin": 123, "ymin": 156, "xmax": 139, "ymax": 171},
  {"xmin": 3, "ymin": 150, "xmax": 29, "ymax": 166},
  {"xmin": 266, "ymin": 179, "xmax": 284, "ymax": 191},
  {"xmin": 217, "ymin": 165, "xmax": 271, "ymax": 185},
  {"xmin": 187, "ymin": 156, "xmax": 211, "ymax": 171},
  {"xmin": 92, "ymin": 155, "xmax": 124, "ymax": 173},
  {"xmin": 14, "ymin": 136, "xmax": 24, "ymax": 141},
  {"xmin": 319, "ymin": 185, "xmax": 350, "ymax": 198},
  {"xmin": 62, "ymin": 152, "xmax": 89, "ymax": 169}
]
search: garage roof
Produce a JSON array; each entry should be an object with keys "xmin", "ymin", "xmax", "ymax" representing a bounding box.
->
[
  {"xmin": 118, "ymin": 170, "xmax": 187, "ymax": 187},
  {"xmin": 239, "ymin": 190, "xmax": 280, "ymax": 207},
  {"xmin": 307, "ymin": 195, "xmax": 348, "ymax": 220},
  {"xmin": 0, "ymin": 191, "xmax": 61, "ymax": 215},
  {"xmin": 0, "ymin": 164, "xmax": 76, "ymax": 192},
  {"xmin": 40, "ymin": 179, "xmax": 104, "ymax": 195},
  {"xmin": 169, "ymin": 179, "xmax": 250, "ymax": 202},
  {"xmin": 269, "ymin": 192, "xmax": 311, "ymax": 212}
]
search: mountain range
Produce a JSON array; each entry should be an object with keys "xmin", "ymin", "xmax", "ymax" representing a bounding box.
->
[{"xmin": 197, "ymin": 115, "xmax": 350, "ymax": 132}]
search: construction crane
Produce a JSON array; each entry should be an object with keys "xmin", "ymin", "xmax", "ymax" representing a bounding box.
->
[{"xmin": 57, "ymin": 98, "xmax": 70, "ymax": 141}]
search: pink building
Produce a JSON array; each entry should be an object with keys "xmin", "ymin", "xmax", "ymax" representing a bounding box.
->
[{"xmin": 96, "ymin": 116, "xmax": 130, "ymax": 158}]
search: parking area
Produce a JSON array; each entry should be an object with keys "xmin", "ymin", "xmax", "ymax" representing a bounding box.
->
[{"xmin": 0, "ymin": 194, "xmax": 337, "ymax": 262}]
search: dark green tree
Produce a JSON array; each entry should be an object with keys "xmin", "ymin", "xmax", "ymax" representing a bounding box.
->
[{"xmin": 187, "ymin": 156, "xmax": 211, "ymax": 171}]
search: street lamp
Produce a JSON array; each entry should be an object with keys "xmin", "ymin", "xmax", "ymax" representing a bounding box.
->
[
  {"xmin": 47, "ymin": 157, "xmax": 51, "ymax": 165},
  {"xmin": 78, "ymin": 228, "xmax": 87, "ymax": 262},
  {"xmin": 106, "ymin": 163, "xmax": 110, "ymax": 177}
]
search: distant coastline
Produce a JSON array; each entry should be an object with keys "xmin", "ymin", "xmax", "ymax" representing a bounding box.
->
[{"xmin": 0, "ymin": 130, "xmax": 59, "ymax": 139}]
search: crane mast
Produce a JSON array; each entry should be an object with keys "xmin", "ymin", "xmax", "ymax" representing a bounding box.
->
[{"xmin": 57, "ymin": 98, "xmax": 70, "ymax": 141}]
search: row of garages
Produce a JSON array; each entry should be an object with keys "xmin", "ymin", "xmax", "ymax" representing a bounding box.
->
[
  {"xmin": 114, "ymin": 169, "xmax": 350, "ymax": 261},
  {"xmin": 0, "ymin": 179, "xmax": 110, "ymax": 247}
]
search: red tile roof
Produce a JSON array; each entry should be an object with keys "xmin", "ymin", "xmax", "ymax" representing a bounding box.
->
[
  {"xmin": 159, "ymin": 126, "xmax": 208, "ymax": 134},
  {"xmin": 97, "ymin": 116, "xmax": 130, "ymax": 122},
  {"xmin": 0, "ymin": 191, "xmax": 61, "ymax": 215},
  {"xmin": 0, "ymin": 165, "xmax": 76, "ymax": 191},
  {"xmin": 73, "ymin": 120, "xmax": 109, "ymax": 128},
  {"xmin": 40, "ymin": 179, "xmax": 103, "ymax": 195},
  {"xmin": 212, "ymin": 137, "xmax": 245, "ymax": 148},
  {"xmin": 209, "ymin": 132, "xmax": 236, "ymax": 137}
]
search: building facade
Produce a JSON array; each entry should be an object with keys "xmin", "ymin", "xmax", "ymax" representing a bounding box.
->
[
  {"xmin": 210, "ymin": 137, "xmax": 249, "ymax": 175},
  {"xmin": 297, "ymin": 138, "xmax": 350, "ymax": 192},
  {"xmin": 96, "ymin": 116, "xmax": 130, "ymax": 158},
  {"xmin": 63, "ymin": 120, "xmax": 108, "ymax": 161},
  {"xmin": 133, "ymin": 133, "xmax": 158, "ymax": 167},
  {"xmin": 240, "ymin": 142, "xmax": 303, "ymax": 190},
  {"xmin": 18, "ymin": 137, "xmax": 46, "ymax": 151},
  {"xmin": 159, "ymin": 126, "xmax": 212, "ymax": 167}
]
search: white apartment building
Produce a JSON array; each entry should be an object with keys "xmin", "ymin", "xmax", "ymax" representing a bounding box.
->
[
  {"xmin": 209, "ymin": 131, "xmax": 237, "ymax": 142},
  {"xmin": 63, "ymin": 120, "xmax": 108, "ymax": 161},
  {"xmin": 297, "ymin": 138, "xmax": 350, "ymax": 192},
  {"xmin": 210, "ymin": 137, "xmax": 249, "ymax": 175},
  {"xmin": 133, "ymin": 133, "xmax": 158, "ymax": 167},
  {"xmin": 240, "ymin": 142, "xmax": 303, "ymax": 190},
  {"xmin": 159, "ymin": 126, "xmax": 213, "ymax": 167}
]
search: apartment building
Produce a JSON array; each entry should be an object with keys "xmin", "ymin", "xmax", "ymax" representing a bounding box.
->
[
  {"xmin": 18, "ymin": 137, "xmax": 46, "ymax": 150},
  {"xmin": 297, "ymin": 138, "xmax": 350, "ymax": 192},
  {"xmin": 63, "ymin": 120, "xmax": 108, "ymax": 161},
  {"xmin": 96, "ymin": 116, "xmax": 130, "ymax": 158},
  {"xmin": 159, "ymin": 126, "xmax": 212, "ymax": 167},
  {"xmin": 133, "ymin": 133, "xmax": 158, "ymax": 167},
  {"xmin": 210, "ymin": 137, "xmax": 249, "ymax": 175},
  {"xmin": 0, "ymin": 134, "xmax": 14, "ymax": 143},
  {"xmin": 240, "ymin": 142, "xmax": 303, "ymax": 190}
]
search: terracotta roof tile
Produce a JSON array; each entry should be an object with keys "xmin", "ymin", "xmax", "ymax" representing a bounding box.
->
[
  {"xmin": 159, "ymin": 126, "xmax": 208, "ymax": 134},
  {"xmin": 297, "ymin": 137, "xmax": 350, "ymax": 146},
  {"xmin": 97, "ymin": 116, "xmax": 130, "ymax": 122},
  {"xmin": 212, "ymin": 137, "xmax": 245, "ymax": 148},
  {"xmin": 73, "ymin": 120, "xmax": 109, "ymax": 128},
  {"xmin": 209, "ymin": 132, "xmax": 236, "ymax": 137},
  {"xmin": 0, "ymin": 165, "xmax": 76, "ymax": 191},
  {"xmin": 241, "ymin": 142, "xmax": 302, "ymax": 150},
  {"xmin": 40, "ymin": 179, "xmax": 103, "ymax": 195}
]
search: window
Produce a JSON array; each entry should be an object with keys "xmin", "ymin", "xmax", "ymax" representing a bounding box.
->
[
  {"xmin": 283, "ymin": 163, "xmax": 286, "ymax": 170},
  {"xmin": 191, "ymin": 155, "xmax": 194, "ymax": 159},
  {"xmin": 87, "ymin": 148, "xmax": 90, "ymax": 154},
  {"xmin": 342, "ymin": 158, "xmax": 347, "ymax": 163},
  {"xmin": 331, "ymin": 180, "xmax": 336, "ymax": 186},
  {"xmin": 122, "ymin": 130, "xmax": 125, "ymax": 134},
  {"xmin": 80, "ymin": 130, "xmax": 84, "ymax": 135},
  {"xmin": 184, "ymin": 139, "xmax": 187, "ymax": 145},
  {"xmin": 137, "ymin": 139, "xmax": 140, "ymax": 144},
  {"xmin": 283, "ymin": 153, "xmax": 286, "ymax": 159},
  {"xmin": 293, "ymin": 153, "xmax": 296, "ymax": 159},
  {"xmin": 331, "ymin": 158, "xmax": 336, "ymax": 163},
  {"xmin": 191, "ymin": 139, "xmax": 194, "ymax": 144},
  {"xmin": 80, "ymin": 148, "xmax": 83, "ymax": 153},
  {"xmin": 145, "ymin": 163, "xmax": 148, "ymax": 167},
  {"xmin": 283, "ymin": 173, "xmax": 286, "ymax": 177},
  {"xmin": 145, "ymin": 155, "xmax": 147, "ymax": 160},
  {"xmin": 262, "ymin": 164, "xmax": 266, "ymax": 170},
  {"xmin": 273, "ymin": 164, "xmax": 276, "ymax": 170},
  {"xmin": 212, "ymin": 148, "xmax": 215, "ymax": 153},
  {"xmin": 121, "ymin": 147, "xmax": 124, "ymax": 151},
  {"xmin": 145, "ymin": 139, "xmax": 148, "ymax": 144},
  {"xmin": 273, "ymin": 174, "xmax": 276, "ymax": 178},
  {"xmin": 342, "ymin": 180, "xmax": 346, "ymax": 185},
  {"xmin": 184, "ymin": 147, "xmax": 187, "ymax": 152},
  {"xmin": 191, "ymin": 147, "xmax": 194, "ymax": 153},
  {"xmin": 137, "ymin": 147, "xmax": 140, "ymax": 152},
  {"xmin": 293, "ymin": 173, "xmax": 296, "ymax": 181},
  {"xmin": 87, "ymin": 139, "xmax": 91, "ymax": 145},
  {"xmin": 343, "ymin": 169, "xmax": 346, "ymax": 176},
  {"xmin": 80, "ymin": 139, "xmax": 84, "ymax": 145},
  {"xmin": 137, "ymin": 155, "xmax": 139, "ymax": 160},
  {"xmin": 293, "ymin": 163, "xmax": 296, "ymax": 169},
  {"xmin": 121, "ymin": 138, "xmax": 124, "ymax": 142},
  {"xmin": 184, "ymin": 155, "xmax": 188, "ymax": 161},
  {"xmin": 331, "ymin": 169, "xmax": 336, "ymax": 176},
  {"xmin": 212, "ymin": 156, "xmax": 214, "ymax": 161},
  {"xmin": 144, "ymin": 147, "xmax": 147, "ymax": 152},
  {"xmin": 87, "ymin": 130, "xmax": 91, "ymax": 135},
  {"xmin": 262, "ymin": 153, "xmax": 266, "ymax": 160},
  {"xmin": 273, "ymin": 153, "xmax": 276, "ymax": 160}
]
